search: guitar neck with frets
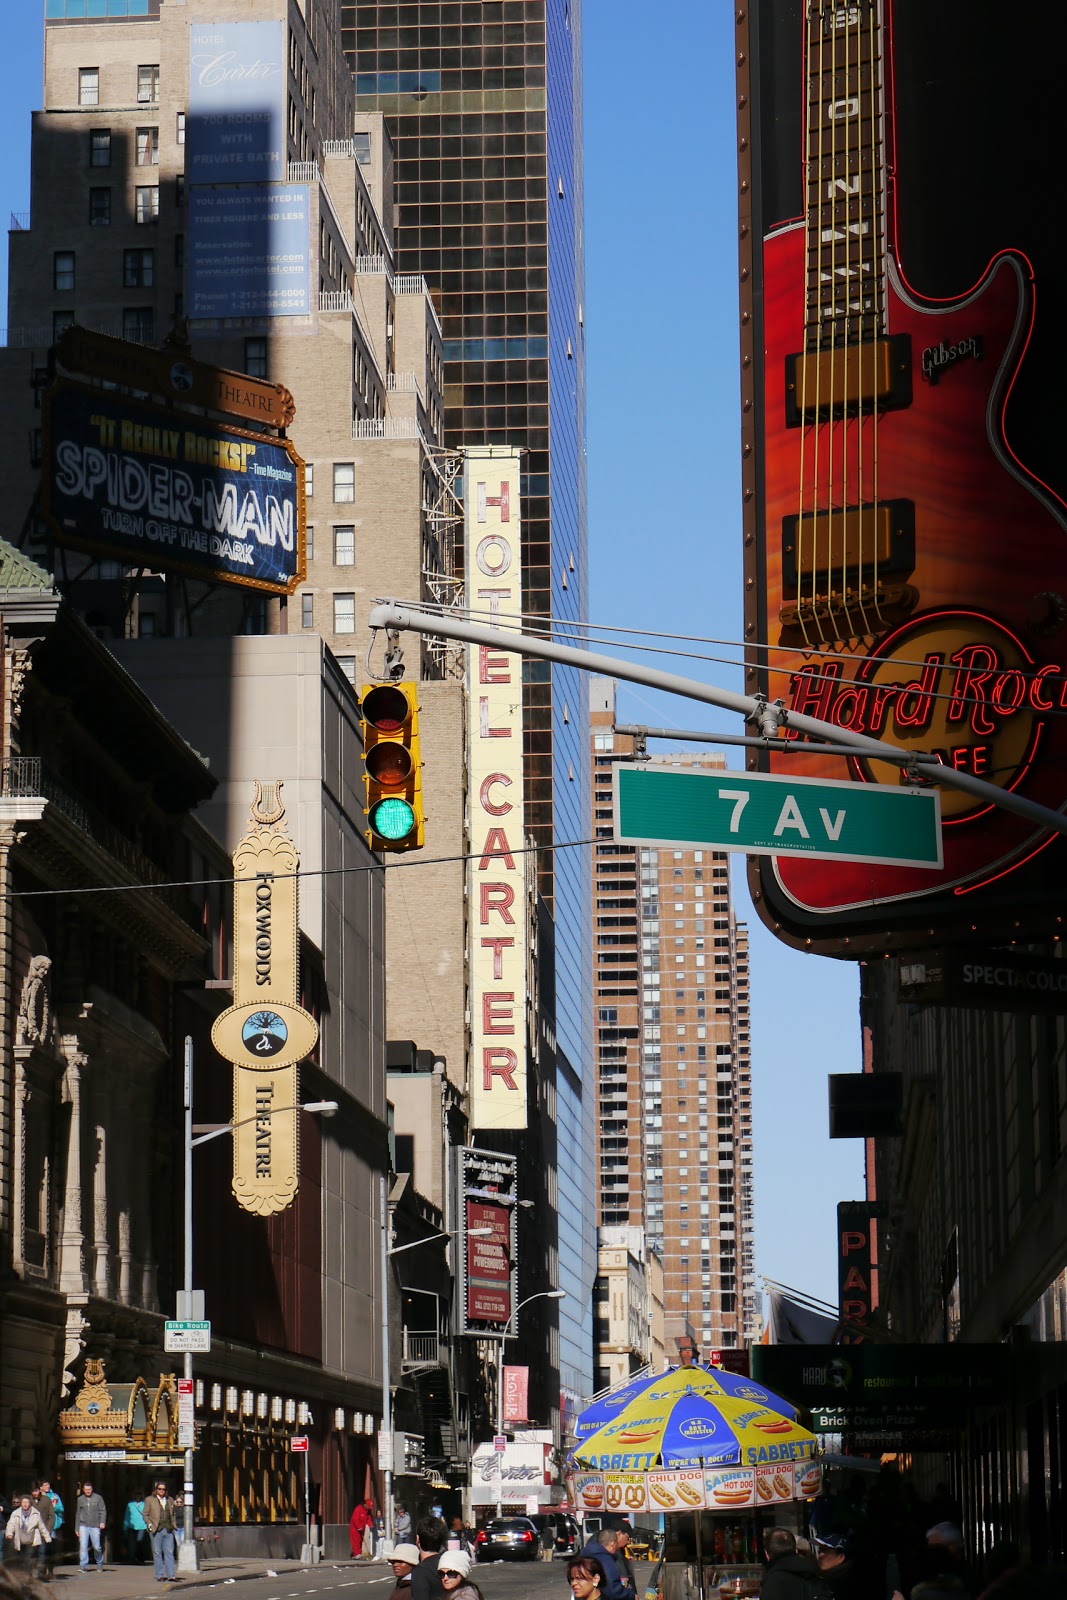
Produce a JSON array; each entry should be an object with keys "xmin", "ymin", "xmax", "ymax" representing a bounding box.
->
[{"xmin": 781, "ymin": 0, "xmax": 917, "ymax": 648}]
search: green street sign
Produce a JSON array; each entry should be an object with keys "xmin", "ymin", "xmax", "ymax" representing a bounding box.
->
[{"xmin": 613, "ymin": 764, "xmax": 943, "ymax": 869}]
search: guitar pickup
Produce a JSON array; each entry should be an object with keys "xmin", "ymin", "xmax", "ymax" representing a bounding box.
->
[
  {"xmin": 785, "ymin": 334, "xmax": 912, "ymax": 425},
  {"xmin": 782, "ymin": 498, "xmax": 914, "ymax": 589}
]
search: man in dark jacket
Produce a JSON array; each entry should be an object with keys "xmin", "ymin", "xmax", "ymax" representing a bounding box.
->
[
  {"xmin": 580, "ymin": 1525, "xmax": 632, "ymax": 1600},
  {"xmin": 814, "ymin": 1533, "xmax": 865, "ymax": 1600},
  {"xmin": 761, "ymin": 1528, "xmax": 824, "ymax": 1600},
  {"xmin": 410, "ymin": 1515, "xmax": 448, "ymax": 1600}
]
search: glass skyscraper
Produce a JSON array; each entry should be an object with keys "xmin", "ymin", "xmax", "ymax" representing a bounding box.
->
[{"xmin": 343, "ymin": 0, "xmax": 593, "ymax": 1412}]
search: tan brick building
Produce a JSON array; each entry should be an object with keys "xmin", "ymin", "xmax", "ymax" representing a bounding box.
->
[{"xmin": 590, "ymin": 679, "xmax": 756, "ymax": 1380}]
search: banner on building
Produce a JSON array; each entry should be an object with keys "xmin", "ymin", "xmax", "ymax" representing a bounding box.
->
[
  {"xmin": 502, "ymin": 1367, "xmax": 529, "ymax": 1423},
  {"xmin": 188, "ymin": 185, "xmax": 311, "ymax": 320},
  {"xmin": 470, "ymin": 1438, "xmax": 552, "ymax": 1506},
  {"xmin": 457, "ymin": 1146, "xmax": 516, "ymax": 1335},
  {"xmin": 465, "ymin": 446, "xmax": 528, "ymax": 1130},
  {"xmin": 187, "ymin": 20, "xmax": 286, "ymax": 185},
  {"xmin": 41, "ymin": 382, "xmax": 306, "ymax": 594},
  {"xmin": 899, "ymin": 948, "xmax": 1067, "ymax": 1015},
  {"xmin": 211, "ymin": 781, "xmax": 319, "ymax": 1215}
]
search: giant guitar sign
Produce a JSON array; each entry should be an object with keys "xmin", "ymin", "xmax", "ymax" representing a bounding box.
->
[{"xmin": 738, "ymin": 0, "xmax": 1067, "ymax": 949}]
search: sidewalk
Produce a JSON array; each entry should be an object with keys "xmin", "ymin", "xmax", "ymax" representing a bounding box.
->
[{"xmin": 42, "ymin": 1556, "xmax": 335, "ymax": 1600}]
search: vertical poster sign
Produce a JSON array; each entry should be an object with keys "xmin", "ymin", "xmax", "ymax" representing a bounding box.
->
[
  {"xmin": 837, "ymin": 1201, "xmax": 875, "ymax": 1339},
  {"xmin": 465, "ymin": 447, "xmax": 527, "ymax": 1130},
  {"xmin": 187, "ymin": 21, "xmax": 286, "ymax": 185},
  {"xmin": 457, "ymin": 1146, "xmax": 517, "ymax": 1335},
  {"xmin": 211, "ymin": 782, "xmax": 319, "ymax": 1215},
  {"xmin": 502, "ymin": 1367, "xmax": 529, "ymax": 1423}
]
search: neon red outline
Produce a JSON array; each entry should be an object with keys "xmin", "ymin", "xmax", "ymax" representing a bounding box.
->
[{"xmin": 953, "ymin": 830, "xmax": 1059, "ymax": 896}]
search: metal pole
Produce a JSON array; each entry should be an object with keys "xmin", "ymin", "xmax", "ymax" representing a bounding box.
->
[
  {"xmin": 367, "ymin": 601, "xmax": 1067, "ymax": 838},
  {"xmin": 304, "ymin": 1450, "xmax": 311, "ymax": 1552},
  {"xmin": 495, "ymin": 1333, "xmax": 506, "ymax": 1520},
  {"xmin": 178, "ymin": 1036, "xmax": 199, "ymax": 1573},
  {"xmin": 380, "ymin": 1174, "xmax": 394, "ymax": 1544}
]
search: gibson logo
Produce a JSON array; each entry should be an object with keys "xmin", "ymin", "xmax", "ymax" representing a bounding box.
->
[
  {"xmin": 787, "ymin": 612, "xmax": 1053, "ymax": 819},
  {"xmin": 921, "ymin": 334, "xmax": 982, "ymax": 385}
]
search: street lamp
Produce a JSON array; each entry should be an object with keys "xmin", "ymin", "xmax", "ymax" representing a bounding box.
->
[
  {"xmin": 379, "ymin": 1213, "xmax": 493, "ymax": 1545},
  {"xmin": 494, "ymin": 1289, "xmax": 567, "ymax": 1518},
  {"xmin": 179, "ymin": 1037, "xmax": 337, "ymax": 1573}
]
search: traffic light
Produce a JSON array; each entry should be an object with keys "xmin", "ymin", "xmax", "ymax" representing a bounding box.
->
[{"xmin": 359, "ymin": 681, "xmax": 424, "ymax": 851}]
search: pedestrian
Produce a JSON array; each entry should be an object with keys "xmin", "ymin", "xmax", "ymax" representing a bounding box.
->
[
  {"xmin": 143, "ymin": 1480, "xmax": 177, "ymax": 1583},
  {"xmin": 438, "ymin": 1550, "xmax": 484, "ymax": 1600},
  {"xmin": 568, "ymin": 1555, "xmax": 608, "ymax": 1600},
  {"xmin": 410, "ymin": 1515, "xmax": 448, "ymax": 1600},
  {"xmin": 375, "ymin": 1509, "xmax": 387, "ymax": 1559},
  {"xmin": 761, "ymin": 1527, "xmax": 825, "ymax": 1600},
  {"xmin": 5, "ymin": 1493, "xmax": 52, "ymax": 1579},
  {"xmin": 30, "ymin": 1483, "xmax": 55, "ymax": 1582},
  {"xmin": 813, "ymin": 1533, "xmax": 864, "ymax": 1600},
  {"xmin": 388, "ymin": 1542, "xmax": 422, "ymax": 1600},
  {"xmin": 74, "ymin": 1480, "xmax": 107, "ymax": 1572},
  {"xmin": 396, "ymin": 1505, "xmax": 413, "ymax": 1543},
  {"xmin": 172, "ymin": 1492, "xmax": 185, "ymax": 1548},
  {"xmin": 122, "ymin": 1496, "xmax": 149, "ymax": 1564},
  {"xmin": 614, "ymin": 1522, "xmax": 637, "ymax": 1592},
  {"xmin": 39, "ymin": 1480, "xmax": 63, "ymax": 1538},
  {"xmin": 539, "ymin": 1518, "xmax": 555, "ymax": 1562},
  {"xmin": 350, "ymin": 1497, "xmax": 374, "ymax": 1559},
  {"xmin": 580, "ymin": 1524, "xmax": 631, "ymax": 1600},
  {"xmin": 924, "ymin": 1524, "xmax": 979, "ymax": 1596}
]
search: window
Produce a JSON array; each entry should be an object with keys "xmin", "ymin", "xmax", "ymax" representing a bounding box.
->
[
  {"xmin": 89, "ymin": 188, "xmax": 110, "ymax": 226},
  {"xmin": 176, "ymin": 111, "xmax": 186, "ymax": 145},
  {"xmin": 123, "ymin": 307, "xmax": 154, "ymax": 344},
  {"xmin": 89, "ymin": 128, "xmax": 111, "ymax": 167},
  {"xmin": 137, "ymin": 64, "xmax": 160, "ymax": 104},
  {"xmin": 301, "ymin": 594, "xmax": 314, "ymax": 629},
  {"xmin": 135, "ymin": 186, "xmax": 159, "ymax": 224},
  {"xmin": 244, "ymin": 338, "xmax": 268, "ymax": 379},
  {"xmin": 335, "ymin": 656, "xmax": 357, "ymax": 684},
  {"xmin": 136, "ymin": 127, "xmax": 159, "ymax": 166},
  {"xmin": 53, "ymin": 310, "xmax": 75, "ymax": 341},
  {"xmin": 123, "ymin": 248, "xmax": 154, "ymax": 288},
  {"xmin": 333, "ymin": 593, "xmax": 355, "ymax": 633},
  {"xmin": 333, "ymin": 462, "xmax": 354, "ymax": 502},
  {"xmin": 53, "ymin": 251, "xmax": 75, "ymax": 292},
  {"xmin": 79, "ymin": 68, "xmax": 99, "ymax": 106},
  {"xmin": 305, "ymin": 463, "xmax": 314, "ymax": 497},
  {"xmin": 305, "ymin": 526, "xmax": 314, "ymax": 561},
  {"xmin": 334, "ymin": 526, "xmax": 354, "ymax": 566},
  {"xmin": 353, "ymin": 130, "xmax": 371, "ymax": 165},
  {"xmin": 175, "ymin": 174, "xmax": 185, "ymax": 207}
]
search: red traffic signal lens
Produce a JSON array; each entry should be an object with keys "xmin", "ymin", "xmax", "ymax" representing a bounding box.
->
[
  {"xmin": 366, "ymin": 743, "xmax": 414, "ymax": 787},
  {"xmin": 362, "ymin": 684, "xmax": 411, "ymax": 734}
]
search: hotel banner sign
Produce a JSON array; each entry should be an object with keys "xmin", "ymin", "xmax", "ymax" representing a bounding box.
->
[
  {"xmin": 42, "ymin": 382, "xmax": 306, "ymax": 594},
  {"xmin": 187, "ymin": 20, "xmax": 286, "ymax": 185},
  {"xmin": 211, "ymin": 782, "xmax": 319, "ymax": 1216},
  {"xmin": 465, "ymin": 447, "xmax": 528, "ymax": 1130}
]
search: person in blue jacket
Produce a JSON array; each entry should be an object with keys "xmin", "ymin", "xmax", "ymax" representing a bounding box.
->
[{"xmin": 579, "ymin": 1524, "xmax": 633, "ymax": 1600}]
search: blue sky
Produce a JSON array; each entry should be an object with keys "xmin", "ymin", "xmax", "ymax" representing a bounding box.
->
[{"xmin": 0, "ymin": 3, "xmax": 862, "ymax": 1309}]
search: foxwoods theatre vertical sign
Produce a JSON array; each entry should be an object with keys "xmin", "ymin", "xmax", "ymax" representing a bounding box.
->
[{"xmin": 211, "ymin": 782, "xmax": 319, "ymax": 1216}]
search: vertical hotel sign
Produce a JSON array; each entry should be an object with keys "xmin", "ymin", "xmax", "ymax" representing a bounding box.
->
[
  {"xmin": 465, "ymin": 447, "xmax": 527, "ymax": 1130},
  {"xmin": 211, "ymin": 782, "xmax": 319, "ymax": 1215}
]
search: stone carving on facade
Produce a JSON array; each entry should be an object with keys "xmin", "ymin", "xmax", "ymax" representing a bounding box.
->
[
  {"xmin": 92, "ymin": 1125, "xmax": 110, "ymax": 1299},
  {"xmin": 15, "ymin": 955, "xmax": 52, "ymax": 1047},
  {"xmin": 8, "ymin": 647, "xmax": 31, "ymax": 724},
  {"xmin": 58, "ymin": 1039, "xmax": 87, "ymax": 1296},
  {"xmin": 62, "ymin": 1303, "xmax": 89, "ymax": 1395},
  {"xmin": 250, "ymin": 778, "xmax": 285, "ymax": 825},
  {"xmin": 12, "ymin": 1061, "xmax": 28, "ymax": 1270}
]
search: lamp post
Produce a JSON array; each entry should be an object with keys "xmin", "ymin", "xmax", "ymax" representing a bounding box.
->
[
  {"xmin": 378, "ymin": 1208, "xmax": 492, "ymax": 1546},
  {"xmin": 494, "ymin": 1289, "xmax": 567, "ymax": 1519},
  {"xmin": 178, "ymin": 1034, "xmax": 336, "ymax": 1573}
]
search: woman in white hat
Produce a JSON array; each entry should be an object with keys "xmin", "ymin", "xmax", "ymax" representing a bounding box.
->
[
  {"xmin": 438, "ymin": 1549, "xmax": 485, "ymax": 1600},
  {"xmin": 388, "ymin": 1543, "xmax": 422, "ymax": 1600}
]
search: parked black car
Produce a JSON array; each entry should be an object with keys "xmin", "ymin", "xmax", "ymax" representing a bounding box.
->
[
  {"xmin": 528, "ymin": 1512, "xmax": 581, "ymax": 1557},
  {"xmin": 474, "ymin": 1517, "xmax": 540, "ymax": 1562}
]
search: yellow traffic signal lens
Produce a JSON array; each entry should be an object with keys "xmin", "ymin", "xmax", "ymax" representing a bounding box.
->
[
  {"xmin": 369, "ymin": 797, "xmax": 417, "ymax": 842},
  {"xmin": 366, "ymin": 743, "xmax": 414, "ymax": 787}
]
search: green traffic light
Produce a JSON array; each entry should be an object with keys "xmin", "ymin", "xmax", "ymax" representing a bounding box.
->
[{"xmin": 370, "ymin": 796, "xmax": 417, "ymax": 841}]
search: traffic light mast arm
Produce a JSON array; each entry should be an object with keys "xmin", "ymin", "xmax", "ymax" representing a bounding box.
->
[{"xmin": 366, "ymin": 599, "xmax": 1067, "ymax": 839}]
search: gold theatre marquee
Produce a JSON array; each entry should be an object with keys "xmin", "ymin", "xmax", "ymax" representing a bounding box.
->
[{"xmin": 212, "ymin": 783, "xmax": 319, "ymax": 1215}]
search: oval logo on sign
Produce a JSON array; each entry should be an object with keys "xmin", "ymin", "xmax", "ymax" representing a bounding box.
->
[
  {"xmin": 241, "ymin": 1010, "xmax": 288, "ymax": 1056},
  {"xmin": 212, "ymin": 1000, "xmax": 319, "ymax": 1071}
]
